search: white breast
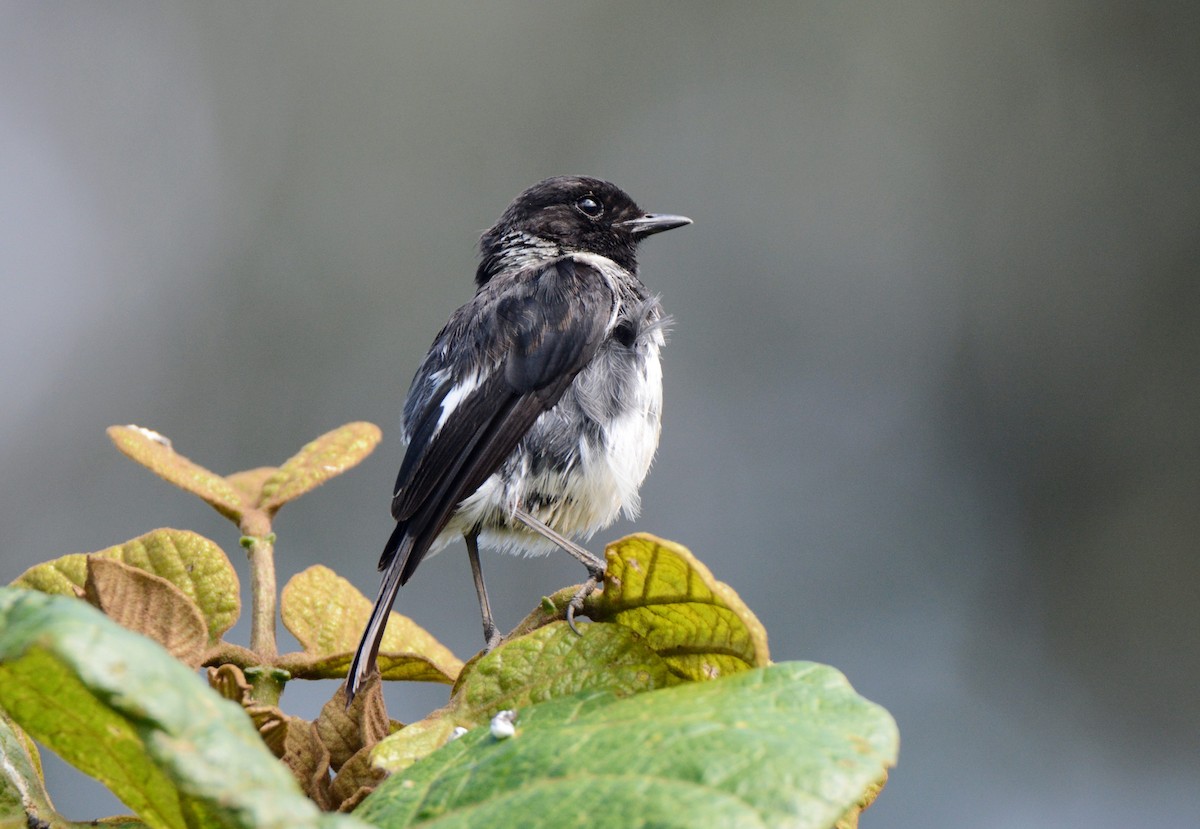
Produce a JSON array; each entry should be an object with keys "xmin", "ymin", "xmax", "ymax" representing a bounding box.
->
[{"xmin": 446, "ymin": 332, "xmax": 664, "ymax": 558}]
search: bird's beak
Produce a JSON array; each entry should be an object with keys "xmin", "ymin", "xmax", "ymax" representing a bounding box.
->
[{"xmin": 618, "ymin": 213, "xmax": 693, "ymax": 238}]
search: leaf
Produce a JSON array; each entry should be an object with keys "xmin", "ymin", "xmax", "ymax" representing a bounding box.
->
[
  {"xmin": 373, "ymin": 622, "xmax": 677, "ymax": 773},
  {"xmin": 207, "ymin": 663, "xmax": 253, "ymax": 705},
  {"xmin": 13, "ymin": 528, "xmax": 240, "ymax": 645},
  {"xmin": 329, "ymin": 744, "xmax": 386, "ymax": 813},
  {"xmin": 279, "ymin": 565, "xmax": 462, "ymax": 684},
  {"xmin": 835, "ymin": 776, "xmax": 887, "ymax": 829},
  {"xmin": 84, "ymin": 558, "xmax": 208, "ymax": 669},
  {"xmin": 258, "ymin": 423, "xmax": 381, "ymax": 514},
  {"xmin": 316, "ymin": 677, "xmax": 390, "ymax": 772},
  {"xmin": 246, "ymin": 703, "xmax": 291, "ymax": 758},
  {"xmin": 0, "ymin": 588, "xmax": 369, "ymax": 829},
  {"xmin": 584, "ymin": 533, "xmax": 770, "ymax": 680},
  {"xmin": 241, "ymin": 699, "xmax": 336, "ymax": 811},
  {"xmin": 225, "ymin": 466, "xmax": 278, "ymax": 504},
  {"xmin": 280, "ymin": 719, "xmax": 333, "ymax": 810},
  {"xmin": 0, "ymin": 711, "xmax": 55, "ymax": 825},
  {"xmin": 2, "ymin": 713, "xmax": 153, "ymax": 828},
  {"xmin": 107, "ymin": 425, "xmax": 247, "ymax": 523},
  {"xmin": 356, "ymin": 662, "xmax": 898, "ymax": 829}
]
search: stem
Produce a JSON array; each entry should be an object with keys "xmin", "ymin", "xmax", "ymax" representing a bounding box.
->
[
  {"xmin": 240, "ymin": 530, "xmax": 286, "ymax": 705},
  {"xmin": 242, "ymin": 533, "xmax": 279, "ymax": 659},
  {"xmin": 202, "ymin": 641, "xmax": 261, "ymax": 668}
]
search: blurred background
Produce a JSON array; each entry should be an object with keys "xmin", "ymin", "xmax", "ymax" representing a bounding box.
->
[{"xmin": 3, "ymin": 2, "xmax": 1198, "ymax": 825}]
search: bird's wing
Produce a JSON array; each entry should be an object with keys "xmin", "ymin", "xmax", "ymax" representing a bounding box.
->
[{"xmin": 382, "ymin": 257, "xmax": 614, "ymax": 584}]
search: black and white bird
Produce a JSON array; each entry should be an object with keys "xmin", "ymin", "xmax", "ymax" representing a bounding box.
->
[{"xmin": 346, "ymin": 176, "xmax": 690, "ymax": 701}]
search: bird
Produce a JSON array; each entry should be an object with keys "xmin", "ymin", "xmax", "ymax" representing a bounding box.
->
[{"xmin": 346, "ymin": 176, "xmax": 691, "ymax": 702}]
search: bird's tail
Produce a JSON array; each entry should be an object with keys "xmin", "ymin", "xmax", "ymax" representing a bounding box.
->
[{"xmin": 346, "ymin": 522, "xmax": 409, "ymax": 703}]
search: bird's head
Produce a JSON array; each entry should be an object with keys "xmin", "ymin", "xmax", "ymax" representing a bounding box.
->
[{"xmin": 476, "ymin": 176, "xmax": 691, "ymax": 285}]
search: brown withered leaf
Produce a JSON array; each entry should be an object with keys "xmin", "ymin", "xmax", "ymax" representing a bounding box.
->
[
  {"xmin": 280, "ymin": 717, "xmax": 333, "ymax": 810},
  {"xmin": 206, "ymin": 664, "xmax": 252, "ymax": 705},
  {"xmin": 329, "ymin": 744, "xmax": 386, "ymax": 812},
  {"xmin": 245, "ymin": 703, "xmax": 335, "ymax": 808},
  {"xmin": 84, "ymin": 557, "xmax": 208, "ymax": 669},
  {"xmin": 247, "ymin": 704, "xmax": 290, "ymax": 758},
  {"xmin": 316, "ymin": 674, "xmax": 389, "ymax": 771}
]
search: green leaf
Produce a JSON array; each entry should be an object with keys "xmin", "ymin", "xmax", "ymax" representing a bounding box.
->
[
  {"xmin": 279, "ymin": 565, "xmax": 462, "ymax": 684},
  {"xmin": 2, "ymin": 712, "xmax": 153, "ymax": 828},
  {"xmin": 107, "ymin": 426, "xmax": 247, "ymax": 523},
  {"xmin": 356, "ymin": 662, "xmax": 898, "ymax": 829},
  {"xmin": 12, "ymin": 528, "xmax": 240, "ymax": 645},
  {"xmin": 0, "ymin": 588, "xmax": 368, "ymax": 829},
  {"xmin": 584, "ymin": 533, "xmax": 770, "ymax": 680},
  {"xmin": 258, "ymin": 423, "xmax": 382, "ymax": 514},
  {"xmin": 0, "ymin": 711, "xmax": 54, "ymax": 825},
  {"xmin": 373, "ymin": 622, "xmax": 677, "ymax": 773}
]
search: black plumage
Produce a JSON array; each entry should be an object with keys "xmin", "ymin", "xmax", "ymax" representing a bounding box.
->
[{"xmin": 347, "ymin": 176, "xmax": 690, "ymax": 701}]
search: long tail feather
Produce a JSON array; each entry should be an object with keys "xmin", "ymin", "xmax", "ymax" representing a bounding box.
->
[{"xmin": 347, "ymin": 523, "xmax": 409, "ymax": 702}]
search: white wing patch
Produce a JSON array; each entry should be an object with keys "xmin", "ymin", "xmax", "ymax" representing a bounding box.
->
[{"xmin": 435, "ymin": 371, "xmax": 483, "ymax": 431}]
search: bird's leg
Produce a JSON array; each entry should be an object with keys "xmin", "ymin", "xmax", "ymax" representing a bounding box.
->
[
  {"xmin": 511, "ymin": 507, "xmax": 605, "ymax": 634},
  {"xmin": 512, "ymin": 507, "xmax": 605, "ymax": 574},
  {"xmin": 465, "ymin": 531, "xmax": 502, "ymax": 651}
]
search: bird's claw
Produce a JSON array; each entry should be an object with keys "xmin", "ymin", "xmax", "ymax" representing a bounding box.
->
[
  {"xmin": 566, "ymin": 575, "xmax": 602, "ymax": 636},
  {"xmin": 481, "ymin": 620, "xmax": 504, "ymax": 653}
]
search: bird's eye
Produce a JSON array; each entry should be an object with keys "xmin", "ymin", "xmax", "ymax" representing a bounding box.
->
[{"xmin": 575, "ymin": 196, "xmax": 603, "ymax": 217}]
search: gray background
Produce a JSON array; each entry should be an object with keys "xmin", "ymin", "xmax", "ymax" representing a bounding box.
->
[{"xmin": 3, "ymin": 2, "xmax": 1199, "ymax": 825}]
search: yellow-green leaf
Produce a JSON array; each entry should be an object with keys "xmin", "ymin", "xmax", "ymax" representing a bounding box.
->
[
  {"xmin": 107, "ymin": 425, "xmax": 246, "ymax": 523},
  {"xmin": 258, "ymin": 423, "xmax": 381, "ymax": 513},
  {"xmin": 0, "ymin": 589, "xmax": 369, "ymax": 829},
  {"xmin": 225, "ymin": 466, "xmax": 278, "ymax": 505},
  {"xmin": 13, "ymin": 529, "xmax": 240, "ymax": 645},
  {"xmin": 1, "ymin": 711, "xmax": 55, "ymax": 826},
  {"xmin": 584, "ymin": 533, "xmax": 770, "ymax": 680},
  {"xmin": 279, "ymin": 565, "xmax": 461, "ymax": 684},
  {"xmin": 373, "ymin": 622, "xmax": 675, "ymax": 773},
  {"xmin": 84, "ymin": 558, "xmax": 208, "ymax": 669}
]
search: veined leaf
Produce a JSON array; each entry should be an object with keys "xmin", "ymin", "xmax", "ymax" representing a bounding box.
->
[
  {"xmin": 585, "ymin": 533, "xmax": 770, "ymax": 680},
  {"xmin": 357, "ymin": 661, "xmax": 898, "ymax": 829},
  {"xmin": 373, "ymin": 622, "xmax": 676, "ymax": 773},
  {"xmin": 84, "ymin": 558, "xmax": 208, "ymax": 669},
  {"xmin": 279, "ymin": 565, "xmax": 461, "ymax": 684},
  {"xmin": 107, "ymin": 426, "xmax": 246, "ymax": 523},
  {"xmin": 0, "ymin": 588, "xmax": 367, "ymax": 829},
  {"xmin": 12, "ymin": 528, "xmax": 239, "ymax": 645},
  {"xmin": 258, "ymin": 423, "xmax": 381, "ymax": 514}
]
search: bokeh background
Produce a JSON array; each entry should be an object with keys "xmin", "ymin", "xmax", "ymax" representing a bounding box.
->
[{"xmin": 3, "ymin": 2, "xmax": 1199, "ymax": 825}]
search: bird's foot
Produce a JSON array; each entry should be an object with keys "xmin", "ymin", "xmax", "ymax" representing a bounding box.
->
[
  {"xmin": 566, "ymin": 574, "xmax": 602, "ymax": 636},
  {"xmin": 481, "ymin": 619, "xmax": 503, "ymax": 653}
]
